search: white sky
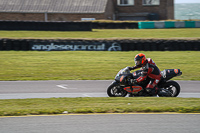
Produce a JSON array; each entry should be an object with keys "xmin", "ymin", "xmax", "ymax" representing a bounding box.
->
[{"xmin": 175, "ymin": 0, "xmax": 200, "ymax": 3}]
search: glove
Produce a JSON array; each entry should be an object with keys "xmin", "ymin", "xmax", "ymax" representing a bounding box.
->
[
  {"xmin": 125, "ymin": 67, "xmax": 131, "ymax": 71},
  {"xmin": 128, "ymin": 66, "xmax": 136, "ymax": 71}
]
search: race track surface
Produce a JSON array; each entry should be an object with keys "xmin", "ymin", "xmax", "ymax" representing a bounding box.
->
[
  {"xmin": 1, "ymin": 114, "xmax": 200, "ymax": 133},
  {"xmin": 0, "ymin": 80, "xmax": 199, "ymax": 99},
  {"xmin": 1, "ymin": 81, "xmax": 200, "ymax": 133}
]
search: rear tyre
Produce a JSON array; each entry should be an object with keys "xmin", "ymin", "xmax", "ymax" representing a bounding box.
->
[
  {"xmin": 107, "ymin": 82, "xmax": 128, "ymax": 97},
  {"xmin": 158, "ymin": 80, "xmax": 180, "ymax": 97}
]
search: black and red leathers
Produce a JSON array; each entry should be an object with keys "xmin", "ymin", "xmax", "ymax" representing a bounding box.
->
[{"xmin": 129, "ymin": 58, "xmax": 162, "ymax": 95}]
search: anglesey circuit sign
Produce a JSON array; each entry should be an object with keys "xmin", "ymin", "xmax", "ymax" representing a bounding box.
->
[{"xmin": 31, "ymin": 41, "xmax": 121, "ymax": 51}]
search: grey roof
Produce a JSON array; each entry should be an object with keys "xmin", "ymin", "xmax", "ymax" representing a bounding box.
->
[{"xmin": 0, "ymin": 0, "xmax": 108, "ymax": 13}]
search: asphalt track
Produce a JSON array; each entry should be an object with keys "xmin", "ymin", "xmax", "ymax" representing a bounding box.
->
[
  {"xmin": 1, "ymin": 114, "xmax": 200, "ymax": 133},
  {"xmin": 0, "ymin": 81, "xmax": 200, "ymax": 133},
  {"xmin": 0, "ymin": 80, "xmax": 200, "ymax": 99}
]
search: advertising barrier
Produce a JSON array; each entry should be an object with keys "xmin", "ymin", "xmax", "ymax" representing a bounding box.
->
[
  {"xmin": 0, "ymin": 39, "xmax": 199, "ymax": 51},
  {"xmin": 31, "ymin": 41, "xmax": 122, "ymax": 51},
  {"xmin": 139, "ymin": 21, "xmax": 200, "ymax": 29}
]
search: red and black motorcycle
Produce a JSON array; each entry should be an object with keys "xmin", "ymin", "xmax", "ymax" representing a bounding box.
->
[{"xmin": 107, "ymin": 67, "xmax": 182, "ymax": 97}]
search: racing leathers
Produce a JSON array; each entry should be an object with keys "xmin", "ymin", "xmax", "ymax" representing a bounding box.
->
[{"xmin": 129, "ymin": 58, "xmax": 162, "ymax": 96}]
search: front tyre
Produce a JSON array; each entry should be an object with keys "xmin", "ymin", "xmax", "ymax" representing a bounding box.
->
[
  {"xmin": 107, "ymin": 82, "xmax": 127, "ymax": 97},
  {"xmin": 159, "ymin": 80, "xmax": 180, "ymax": 97}
]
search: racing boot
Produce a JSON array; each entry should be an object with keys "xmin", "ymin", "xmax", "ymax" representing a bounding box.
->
[
  {"xmin": 146, "ymin": 88, "xmax": 157, "ymax": 97},
  {"xmin": 158, "ymin": 90, "xmax": 172, "ymax": 97},
  {"xmin": 129, "ymin": 93, "xmax": 134, "ymax": 97}
]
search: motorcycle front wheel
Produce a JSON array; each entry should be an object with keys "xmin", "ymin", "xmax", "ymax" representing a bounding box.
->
[{"xmin": 107, "ymin": 82, "xmax": 128, "ymax": 97}]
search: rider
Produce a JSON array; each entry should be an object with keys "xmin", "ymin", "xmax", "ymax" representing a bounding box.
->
[{"xmin": 128, "ymin": 53, "xmax": 162, "ymax": 96}]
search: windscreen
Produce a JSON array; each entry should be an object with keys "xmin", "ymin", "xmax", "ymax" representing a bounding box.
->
[{"xmin": 117, "ymin": 68, "xmax": 130, "ymax": 75}]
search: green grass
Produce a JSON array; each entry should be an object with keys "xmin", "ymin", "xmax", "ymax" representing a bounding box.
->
[
  {"xmin": 0, "ymin": 97, "xmax": 200, "ymax": 116},
  {"xmin": 0, "ymin": 28, "xmax": 200, "ymax": 39},
  {"xmin": 0, "ymin": 51, "xmax": 199, "ymax": 80},
  {"xmin": 0, "ymin": 29, "xmax": 199, "ymax": 117}
]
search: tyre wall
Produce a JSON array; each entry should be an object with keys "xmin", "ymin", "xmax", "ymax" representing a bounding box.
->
[{"xmin": 0, "ymin": 39, "xmax": 199, "ymax": 51}]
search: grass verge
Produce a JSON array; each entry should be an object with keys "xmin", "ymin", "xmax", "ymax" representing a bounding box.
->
[
  {"xmin": 0, "ymin": 51, "xmax": 199, "ymax": 80},
  {"xmin": 0, "ymin": 28, "xmax": 200, "ymax": 39},
  {"xmin": 0, "ymin": 97, "xmax": 200, "ymax": 116}
]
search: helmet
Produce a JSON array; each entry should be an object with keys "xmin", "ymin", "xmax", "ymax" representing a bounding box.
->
[{"xmin": 134, "ymin": 53, "xmax": 147, "ymax": 66}]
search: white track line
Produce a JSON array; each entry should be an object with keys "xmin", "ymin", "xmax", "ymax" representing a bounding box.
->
[
  {"xmin": 82, "ymin": 94, "xmax": 92, "ymax": 97},
  {"xmin": 56, "ymin": 84, "xmax": 77, "ymax": 89}
]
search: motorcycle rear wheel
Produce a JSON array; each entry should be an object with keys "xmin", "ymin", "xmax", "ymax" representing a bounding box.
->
[
  {"xmin": 158, "ymin": 80, "xmax": 180, "ymax": 97},
  {"xmin": 107, "ymin": 82, "xmax": 128, "ymax": 97}
]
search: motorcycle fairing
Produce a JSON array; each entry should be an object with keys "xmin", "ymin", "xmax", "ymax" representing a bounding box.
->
[
  {"xmin": 120, "ymin": 76, "xmax": 125, "ymax": 82},
  {"xmin": 115, "ymin": 75, "xmax": 128, "ymax": 84},
  {"xmin": 132, "ymin": 70, "xmax": 142, "ymax": 79},
  {"xmin": 161, "ymin": 69, "xmax": 182, "ymax": 80},
  {"xmin": 123, "ymin": 86, "xmax": 143, "ymax": 93}
]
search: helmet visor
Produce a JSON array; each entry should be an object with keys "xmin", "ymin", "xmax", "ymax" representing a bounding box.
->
[{"xmin": 134, "ymin": 59, "xmax": 142, "ymax": 66}]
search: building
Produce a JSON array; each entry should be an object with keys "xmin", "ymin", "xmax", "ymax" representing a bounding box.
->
[
  {"xmin": 114, "ymin": 0, "xmax": 174, "ymax": 20},
  {"xmin": 0, "ymin": 0, "xmax": 174, "ymax": 21}
]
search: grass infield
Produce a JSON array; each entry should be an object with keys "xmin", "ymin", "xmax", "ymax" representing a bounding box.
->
[
  {"xmin": 0, "ymin": 51, "xmax": 199, "ymax": 80},
  {"xmin": 0, "ymin": 28, "xmax": 199, "ymax": 39},
  {"xmin": 0, "ymin": 29, "xmax": 199, "ymax": 116},
  {"xmin": 0, "ymin": 97, "xmax": 200, "ymax": 116}
]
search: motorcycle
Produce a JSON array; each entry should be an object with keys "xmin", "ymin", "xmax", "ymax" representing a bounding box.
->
[{"xmin": 107, "ymin": 67, "xmax": 182, "ymax": 97}]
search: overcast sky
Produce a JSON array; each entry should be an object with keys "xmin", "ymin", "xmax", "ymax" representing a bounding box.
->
[{"xmin": 175, "ymin": 0, "xmax": 200, "ymax": 3}]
